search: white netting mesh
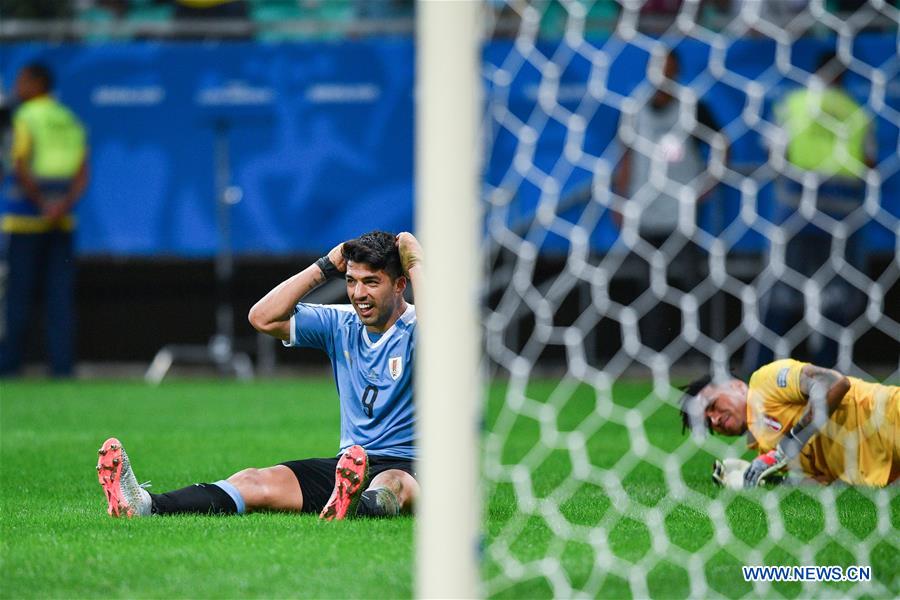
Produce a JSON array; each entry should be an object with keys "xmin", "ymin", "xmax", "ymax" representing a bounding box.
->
[{"xmin": 481, "ymin": 1, "xmax": 899, "ymax": 597}]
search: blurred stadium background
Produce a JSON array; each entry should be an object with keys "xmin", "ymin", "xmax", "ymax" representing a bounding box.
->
[
  {"xmin": 0, "ymin": 0, "xmax": 420, "ymax": 378},
  {"xmin": 0, "ymin": 2, "xmax": 897, "ymax": 377},
  {"xmin": 1, "ymin": 1, "xmax": 899, "ymax": 599},
  {"xmin": 0, "ymin": 0, "xmax": 897, "ymax": 378}
]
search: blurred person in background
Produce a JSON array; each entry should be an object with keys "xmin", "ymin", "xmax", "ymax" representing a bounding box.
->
[
  {"xmin": 0, "ymin": 0, "xmax": 75, "ymax": 19},
  {"xmin": 0, "ymin": 83, "xmax": 12, "ymax": 349},
  {"xmin": 613, "ymin": 49, "xmax": 727, "ymax": 352},
  {"xmin": 171, "ymin": 0, "xmax": 250, "ymax": 39},
  {"xmin": 172, "ymin": 0, "xmax": 248, "ymax": 19},
  {"xmin": 705, "ymin": 0, "xmax": 810, "ymax": 25},
  {"xmin": 355, "ymin": 0, "xmax": 413, "ymax": 20},
  {"xmin": 0, "ymin": 63, "xmax": 89, "ymax": 378},
  {"xmin": 743, "ymin": 50, "xmax": 874, "ymax": 373}
]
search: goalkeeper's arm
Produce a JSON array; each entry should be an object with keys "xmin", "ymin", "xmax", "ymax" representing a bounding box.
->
[
  {"xmin": 248, "ymin": 242, "xmax": 347, "ymax": 341},
  {"xmin": 744, "ymin": 365, "xmax": 850, "ymax": 487},
  {"xmin": 780, "ymin": 365, "xmax": 849, "ymax": 457}
]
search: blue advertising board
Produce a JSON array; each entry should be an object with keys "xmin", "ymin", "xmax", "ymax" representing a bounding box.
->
[{"xmin": 1, "ymin": 41, "xmax": 414, "ymax": 256}]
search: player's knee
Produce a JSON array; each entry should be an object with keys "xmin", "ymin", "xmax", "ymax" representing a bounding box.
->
[
  {"xmin": 395, "ymin": 472, "xmax": 419, "ymax": 511},
  {"xmin": 228, "ymin": 468, "xmax": 267, "ymax": 501},
  {"xmin": 230, "ymin": 467, "xmax": 260, "ymax": 484},
  {"xmin": 372, "ymin": 470, "xmax": 419, "ymax": 509}
]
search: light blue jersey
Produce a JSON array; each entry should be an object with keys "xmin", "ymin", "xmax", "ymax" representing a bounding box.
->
[{"xmin": 285, "ymin": 303, "xmax": 417, "ymax": 459}]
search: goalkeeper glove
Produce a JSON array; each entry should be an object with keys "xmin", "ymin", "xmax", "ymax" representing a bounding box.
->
[
  {"xmin": 743, "ymin": 448, "xmax": 787, "ymax": 488},
  {"xmin": 712, "ymin": 458, "xmax": 751, "ymax": 489},
  {"xmin": 712, "ymin": 459, "xmax": 726, "ymax": 487}
]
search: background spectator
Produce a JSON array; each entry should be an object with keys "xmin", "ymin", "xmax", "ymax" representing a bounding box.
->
[
  {"xmin": 613, "ymin": 50, "xmax": 727, "ymax": 352},
  {"xmin": 743, "ymin": 50, "xmax": 874, "ymax": 372},
  {"xmin": 0, "ymin": 0, "xmax": 75, "ymax": 19},
  {"xmin": 173, "ymin": 0, "xmax": 247, "ymax": 20},
  {"xmin": 0, "ymin": 63, "xmax": 89, "ymax": 377},
  {"xmin": 171, "ymin": 0, "xmax": 250, "ymax": 39}
]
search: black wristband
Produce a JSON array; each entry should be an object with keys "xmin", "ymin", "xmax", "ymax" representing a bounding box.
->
[{"xmin": 315, "ymin": 256, "xmax": 342, "ymax": 280}]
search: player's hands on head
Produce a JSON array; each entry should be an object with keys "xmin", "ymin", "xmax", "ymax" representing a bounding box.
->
[
  {"xmin": 327, "ymin": 242, "xmax": 347, "ymax": 273},
  {"xmin": 396, "ymin": 232, "xmax": 423, "ymax": 274}
]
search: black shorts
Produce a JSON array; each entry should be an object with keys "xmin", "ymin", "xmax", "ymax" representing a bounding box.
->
[{"xmin": 280, "ymin": 455, "xmax": 418, "ymax": 514}]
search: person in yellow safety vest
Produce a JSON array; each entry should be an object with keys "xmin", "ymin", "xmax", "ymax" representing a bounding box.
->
[
  {"xmin": 742, "ymin": 49, "xmax": 875, "ymax": 375},
  {"xmin": 0, "ymin": 63, "xmax": 89, "ymax": 377}
]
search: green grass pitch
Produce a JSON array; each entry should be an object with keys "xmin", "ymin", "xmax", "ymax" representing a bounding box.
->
[{"xmin": 2, "ymin": 379, "xmax": 898, "ymax": 598}]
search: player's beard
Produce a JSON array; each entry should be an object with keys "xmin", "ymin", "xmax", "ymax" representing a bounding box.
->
[
  {"xmin": 357, "ymin": 297, "xmax": 395, "ymax": 331},
  {"xmin": 355, "ymin": 300, "xmax": 377, "ymax": 321}
]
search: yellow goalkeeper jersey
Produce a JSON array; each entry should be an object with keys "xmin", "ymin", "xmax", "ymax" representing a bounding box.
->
[{"xmin": 746, "ymin": 359, "xmax": 900, "ymax": 486}]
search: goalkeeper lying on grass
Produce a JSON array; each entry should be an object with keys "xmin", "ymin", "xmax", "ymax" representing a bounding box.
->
[
  {"xmin": 680, "ymin": 359, "xmax": 899, "ymax": 488},
  {"xmin": 96, "ymin": 231, "xmax": 423, "ymax": 520}
]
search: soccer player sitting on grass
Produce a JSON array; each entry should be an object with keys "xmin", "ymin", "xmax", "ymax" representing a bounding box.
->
[
  {"xmin": 680, "ymin": 359, "xmax": 899, "ymax": 487},
  {"xmin": 97, "ymin": 231, "xmax": 423, "ymax": 519}
]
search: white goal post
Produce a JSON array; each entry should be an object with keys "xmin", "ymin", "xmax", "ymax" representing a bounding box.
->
[
  {"xmin": 415, "ymin": 1, "xmax": 483, "ymax": 598},
  {"xmin": 418, "ymin": 0, "xmax": 898, "ymax": 598}
]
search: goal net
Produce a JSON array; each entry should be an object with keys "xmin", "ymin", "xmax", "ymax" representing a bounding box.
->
[{"xmin": 478, "ymin": 1, "xmax": 899, "ymax": 598}]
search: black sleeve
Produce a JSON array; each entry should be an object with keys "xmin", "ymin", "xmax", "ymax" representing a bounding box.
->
[
  {"xmin": 690, "ymin": 100, "xmax": 722, "ymax": 155},
  {"xmin": 696, "ymin": 100, "xmax": 721, "ymax": 132}
]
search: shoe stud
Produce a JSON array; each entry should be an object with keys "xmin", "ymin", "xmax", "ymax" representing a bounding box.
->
[
  {"xmin": 113, "ymin": 458, "xmax": 120, "ymax": 466},
  {"xmin": 354, "ymin": 457, "xmax": 363, "ymax": 465},
  {"xmin": 96, "ymin": 465, "xmax": 102, "ymax": 472},
  {"xmin": 98, "ymin": 449, "xmax": 107, "ymax": 455},
  {"xmin": 110, "ymin": 444, "xmax": 119, "ymax": 451}
]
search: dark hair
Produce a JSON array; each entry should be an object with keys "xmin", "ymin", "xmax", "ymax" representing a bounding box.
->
[
  {"xmin": 679, "ymin": 375, "xmax": 713, "ymax": 435},
  {"xmin": 815, "ymin": 49, "xmax": 838, "ymax": 73},
  {"xmin": 814, "ymin": 49, "xmax": 844, "ymax": 84},
  {"xmin": 342, "ymin": 231, "xmax": 403, "ymax": 280},
  {"xmin": 22, "ymin": 63, "xmax": 53, "ymax": 92},
  {"xmin": 665, "ymin": 49, "xmax": 681, "ymax": 72}
]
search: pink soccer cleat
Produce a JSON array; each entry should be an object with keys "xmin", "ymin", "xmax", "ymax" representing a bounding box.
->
[
  {"xmin": 96, "ymin": 437, "xmax": 151, "ymax": 518},
  {"xmin": 319, "ymin": 445, "xmax": 369, "ymax": 521}
]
